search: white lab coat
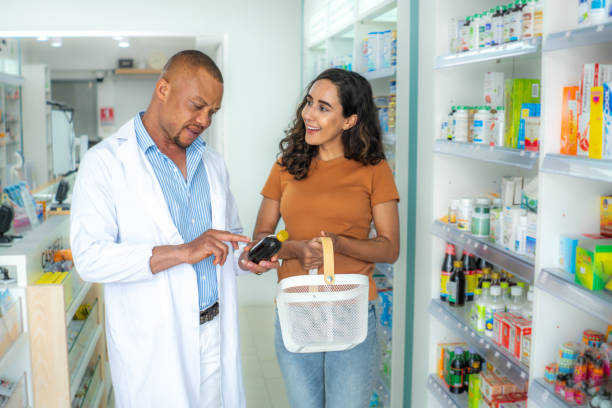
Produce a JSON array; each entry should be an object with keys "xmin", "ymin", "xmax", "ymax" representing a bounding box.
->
[{"xmin": 70, "ymin": 119, "xmax": 246, "ymax": 408}]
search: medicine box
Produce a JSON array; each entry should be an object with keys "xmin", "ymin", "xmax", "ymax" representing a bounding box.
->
[
  {"xmin": 518, "ymin": 103, "xmax": 540, "ymax": 151},
  {"xmin": 604, "ymin": 82, "xmax": 612, "ymax": 159},
  {"xmin": 484, "ymin": 72, "xmax": 505, "ymax": 108},
  {"xmin": 559, "ymin": 235, "xmax": 581, "ymax": 274},
  {"xmin": 561, "ymin": 86, "xmax": 580, "ymax": 155},
  {"xmin": 589, "ymin": 86, "xmax": 604, "ymax": 159},
  {"xmin": 575, "ymin": 237, "xmax": 612, "ymax": 290},
  {"xmin": 509, "ymin": 316, "xmax": 531, "ymax": 361},
  {"xmin": 504, "ymin": 79, "xmax": 540, "ymax": 149}
]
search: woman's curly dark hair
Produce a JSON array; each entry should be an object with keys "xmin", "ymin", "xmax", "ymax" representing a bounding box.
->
[{"xmin": 278, "ymin": 68, "xmax": 385, "ymax": 180}]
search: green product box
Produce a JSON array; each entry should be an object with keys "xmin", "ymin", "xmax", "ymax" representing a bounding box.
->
[
  {"xmin": 504, "ymin": 79, "xmax": 541, "ymax": 149},
  {"xmin": 443, "ymin": 344, "xmax": 467, "ymax": 386},
  {"xmin": 575, "ymin": 238, "xmax": 612, "ymax": 291},
  {"xmin": 468, "ymin": 373, "xmax": 480, "ymax": 408}
]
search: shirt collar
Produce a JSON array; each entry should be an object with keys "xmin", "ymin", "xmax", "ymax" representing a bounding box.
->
[{"xmin": 135, "ymin": 112, "xmax": 207, "ymax": 154}]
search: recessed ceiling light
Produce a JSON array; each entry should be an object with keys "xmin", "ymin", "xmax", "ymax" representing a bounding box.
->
[
  {"xmin": 50, "ymin": 37, "xmax": 62, "ymax": 47},
  {"xmin": 113, "ymin": 35, "xmax": 124, "ymax": 41},
  {"xmin": 118, "ymin": 40, "xmax": 130, "ymax": 48},
  {"xmin": 37, "ymin": 36, "xmax": 49, "ymax": 42}
]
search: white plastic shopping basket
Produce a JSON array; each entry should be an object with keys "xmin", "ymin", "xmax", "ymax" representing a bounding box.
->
[{"xmin": 276, "ymin": 237, "xmax": 370, "ymax": 353}]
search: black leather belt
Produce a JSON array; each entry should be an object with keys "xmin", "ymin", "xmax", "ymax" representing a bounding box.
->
[{"xmin": 200, "ymin": 302, "xmax": 219, "ymax": 325}]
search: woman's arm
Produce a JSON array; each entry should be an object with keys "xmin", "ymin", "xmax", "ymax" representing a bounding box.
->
[{"xmin": 323, "ymin": 199, "xmax": 399, "ymax": 264}]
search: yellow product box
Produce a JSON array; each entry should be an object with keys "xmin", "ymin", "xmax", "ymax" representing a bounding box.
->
[
  {"xmin": 36, "ymin": 272, "xmax": 56, "ymax": 284},
  {"xmin": 589, "ymin": 86, "xmax": 604, "ymax": 159},
  {"xmin": 575, "ymin": 237, "xmax": 612, "ymax": 291}
]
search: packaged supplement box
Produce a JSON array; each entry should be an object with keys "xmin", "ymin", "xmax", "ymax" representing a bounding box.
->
[
  {"xmin": 509, "ymin": 316, "xmax": 531, "ymax": 361},
  {"xmin": 589, "ymin": 86, "xmax": 604, "ymax": 159},
  {"xmin": 561, "ymin": 86, "xmax": 580, "ymax": 155},
  {"xmin": 520, "ymin": 334, "xmax": 531, "ymax": 366},
  {"xmin": 518, "ymin": 103, "xmax": 540, "ymax": 151},
  {"xmin": 604, "ymin": 82, "xmax": 612, "ymax": 159},
  {"xmin": 480, "ymin": 371, "xmax": 504, "ymax": 402},
  {"xmin": 575, "ymin": 237, "xmax": 612, "ymax": 290},
  {"xmin": 559, "ymin": 235, "xmax": 581, "ymax": 274},
  {"xmin": 484, "ymin": 72, "xmax": 505, "ymax": 108},
  {"xmin": 602, "ymin": 196, "xmax": 612, "ymax": 238},
  {"xmin": 578, "ymin": 64, "xmax": 612, "ymax": 156},
  {"xmin": 504, "ymin": 79, "xmax": 540, "ymax": 149}
]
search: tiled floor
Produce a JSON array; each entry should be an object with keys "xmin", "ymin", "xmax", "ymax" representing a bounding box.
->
[{"xmin": 239, "ymin": 304, "xmax": 290, "ymax": 408}]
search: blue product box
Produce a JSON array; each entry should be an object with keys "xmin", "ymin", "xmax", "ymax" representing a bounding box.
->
[{"xmin": 559, "ymin": 235, "xmax": 580, "ymax": 274}]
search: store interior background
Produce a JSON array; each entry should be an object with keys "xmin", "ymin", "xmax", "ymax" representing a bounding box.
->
[{"xmin": 4, "ymin": 0, "xmax": 303, "ymax": 305}]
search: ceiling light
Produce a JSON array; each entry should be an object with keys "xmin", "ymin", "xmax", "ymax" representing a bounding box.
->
[
  {"xmin": 118, "ymin": 39, "xmax": 130, "ymax": 48},
  {"xmin": 113, "ymin": 35, "xmax": 124, "ymax": 41},
  {"xmin": 37, "ymin": 36, "xmax": 49, "ymax": 42},
  {"xmin": 50, "ymin": 37, "xmax": 62, "ymax": 47}
]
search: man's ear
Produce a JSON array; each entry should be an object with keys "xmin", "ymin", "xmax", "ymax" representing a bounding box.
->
[
  {"xmin": 343, "ymin": 114, "xmax": 358, "ymax": 131},
  {"xmin": 155, "ymin": 78, "xmax": 170, "ymax": 102}
]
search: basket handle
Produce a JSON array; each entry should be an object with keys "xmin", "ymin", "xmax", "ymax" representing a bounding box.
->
[{"xmin": 320, "ymin": 236, "xmax": 335, "ymax": 284}]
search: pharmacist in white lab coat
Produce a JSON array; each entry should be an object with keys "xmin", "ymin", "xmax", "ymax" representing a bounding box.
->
[{"xmin": 70, "ymin": 50, "xmax": 276, "ymax": 408}]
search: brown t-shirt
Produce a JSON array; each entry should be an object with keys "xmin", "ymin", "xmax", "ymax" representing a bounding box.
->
[{"xmin": 261, "ymin": 156, "xmax": 400, "ymax": 300}]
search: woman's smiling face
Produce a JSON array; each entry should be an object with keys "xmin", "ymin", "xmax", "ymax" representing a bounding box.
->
[{"xmin": 301, "ymin": 79, "xmax": 353, "ymax": 149}]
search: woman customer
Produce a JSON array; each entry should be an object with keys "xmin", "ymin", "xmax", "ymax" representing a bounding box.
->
[{"xmin": 246, "ymin": 68, "xmax": 400, "ymax": 408}]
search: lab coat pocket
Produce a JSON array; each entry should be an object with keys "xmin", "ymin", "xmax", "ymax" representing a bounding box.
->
[{"xmin": 119, "ymin": 275, "xmax": 169, "ymax": 336}]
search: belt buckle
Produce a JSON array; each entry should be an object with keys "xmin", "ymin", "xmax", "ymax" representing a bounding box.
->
[{"xmin": 200, "ymin": 302, "xmax": 219, "ymax": 325}]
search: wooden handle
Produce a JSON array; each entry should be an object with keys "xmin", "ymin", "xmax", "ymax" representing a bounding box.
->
[{"xmin": 320, "ymin": 237, "xmax": 335, "ymax": 284}]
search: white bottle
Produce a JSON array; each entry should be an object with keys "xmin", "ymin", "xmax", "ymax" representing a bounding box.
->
[
  {"xmin": 479, "ymin": 12, "xmax": 488, "ymax": 48},
  {"xmin": 509, "ymin": 1, "xmax": 523, "ymax": 42},
  {"xmin": 471, "ymin": 13, "xmax": 481, "ymax": 50},
  {"xmin": 579, "ymin": 0, "xmax": 590, "ymax": 24},
  {"xmin": 473, "ymin": 106, "xmax": 492, "ymax": 144},
  {"xmin": 493, "ymin": 6, "xmax": 504, "ymax": 46},
  {"xmin": 533, "ymin": 0, "xmax": 543, "ymax": 36},
  {"xmin": 521, "ymin": 289, "xmax": 533, "ymax": 320},
  {"xmin": 454, "ymin": 106, "xmax": 469, "ymax": 142},
  {"xmin": 471, "ymin": 288, "xmax": 487, "ymax": 333},
  {"xmin": 507, "ymin": 286, "xmax": 524, "ymax": 315},
  {"xmin": 494, "ymin": 106, "xmax": 505, "ymax": 146},
  {"xmin": 485, "ymin": 8, "xmax": 495, "ymax": 46},
  {"xmin": 449, "ymin": 17, "xmax": 458, "ymax": 54},
  {"xmin": 485, "ymin": 286, "xmax": 505, "ymax": 338},
  {"xmin": 522, "ymin": 0, "xmax": 535, "ymax": 39},
  {"xmin": 503, "ymin": 5, "xmax": 513, "ymax": 43},
  {"xmin": 460, "ymin": 17, "xmax": 472, "ymax": 52},
  {"xmin": 500, "ymin": 281, "xmax": 511, "ymax": 305},
  {"xmin": 515, "ymin": 214, "xmax": 528, "ymax": 254},
  {"xmin": 591, "ymin": 0, "xmax": 608, "ymax": 24}
]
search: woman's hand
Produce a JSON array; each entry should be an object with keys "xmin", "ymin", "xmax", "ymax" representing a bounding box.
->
[
  {"xmin": 295, "ymin": 239, "xmax": 324, "ymax": 270},
  {"xmin": 238, "ymin": 241, "xmax": 280, "ymax": 275}
]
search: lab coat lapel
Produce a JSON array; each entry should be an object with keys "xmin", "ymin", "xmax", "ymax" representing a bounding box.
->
[{"xmin": 116, "ymin": 120, "xmax": 182, "ymax": 245}]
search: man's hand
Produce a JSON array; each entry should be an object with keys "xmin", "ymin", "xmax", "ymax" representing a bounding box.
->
[
  {"xmin": 183, "ymin": 229, "xmax": 250, "ymax": 266},
  {"xmin": 238, "ymin": 241, "xmax": 281, "ymax": 275}
]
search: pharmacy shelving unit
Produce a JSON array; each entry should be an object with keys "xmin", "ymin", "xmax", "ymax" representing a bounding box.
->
[
  {"xmin": 527, "ymin": 3, "xmax": 612, "ymax": 407},
  {"xmin": 427, "ymin": 374, "xmax": 468, "ymax": 408},
  {"xmin": 414, "ymin": 1, "xmax": 548, "ymax": 407},
  {"xmin": 302, "ymin": 0, "xmax": 408, "ymax": 405},
  {"xmin": 22, "ymin": 64, "xmax": 54, "ymax": 189},
  {"xmin": 0, "ymin": 72, "xmax": 24, "ymax": 187},
  {"xmin": 0, "ymin": 215, "xmax": 113, "ymax": 408}
]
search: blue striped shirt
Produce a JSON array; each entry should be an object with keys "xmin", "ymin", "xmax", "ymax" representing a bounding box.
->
[{"xmin": 134, "ymin": 113, "xmax": 217, "ymax": 311}]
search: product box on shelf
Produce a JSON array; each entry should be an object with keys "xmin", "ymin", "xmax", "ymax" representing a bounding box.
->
[
  {"xmin": 561, "ymin": 86, "xmax": 580, "ymax": 156},
  {"xmin": 437, "ymin": 342, "xmax": 466, "ymax": 380},
  {"xmin": 589, "ymin": 86, "xmax": 604, "ymax": 159},
  {"xmin": 504, "ymin": 79, "xmax": 540, "ymax": 149},
  {"xmin": 518, "ymin": 103, "xmax": 540, "ymax": 151},
  {"xmin": 559, "ymin": 235, "xmax": 581, "ymax": 274},
  {"xmin": 578, "ymin": 64, "xmax": 612, "ymax": 156},
  {"xmin": 484, "ymin": 72, "xmax": 504, "ymax": 108},
  {"xmin": 604, "ymin": 82, "xmax": 612, "ymax": 159},
  {"xmin": 575, "ymin": 237, "xmax": 612, "ymax": 290},
  {"xmin": 601, "ymin": 196, "xmax": 612, "ymax": 238},
  {"xmin": 509, "ymin": 316, "xmax": 531, "ymax": 361}
]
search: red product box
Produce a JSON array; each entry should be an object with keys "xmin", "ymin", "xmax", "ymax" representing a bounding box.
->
[
  {"xmin": 480, "ymin": 371, "xmax": 504, "ymax": 401},
  {"xmin": 494, "ymin": 312, "xmax": 515, "ymax": 350},
  {"xmin": 509, "ymin": 316, "xmax": 532, "ymax": 360},
  {"xmin": 491, "ymin": 392, "xmax": 528, "ymax": 407}
]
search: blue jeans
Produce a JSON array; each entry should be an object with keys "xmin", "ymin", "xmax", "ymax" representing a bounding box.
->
[{"xmin": 274, "ymin": 303, "xmax": 379, "ymax": 408}]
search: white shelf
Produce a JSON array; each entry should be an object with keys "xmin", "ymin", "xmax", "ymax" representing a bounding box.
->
[
  {"xmin": 90, "ymin": 372, "xmax": 106, "ymax": 408},
  {"xmin": 426, "ymin": 374, "xmax": 467, "ymax": 408},
  {"xmin": 0, "ymin": 73, "xmax": 25, "ymax": 87},
  {"xmin": 433, "ymin": 140, "xmax": 539, "ymax": 169},
  {"xmin": 529, "ymin": 378, "xmax": 578, "ymax": 408},
  {"xmin": 69, "ymin": 325, "xmax": 103, "ymax": 401},
  {"xmin": 544, "ymin": 22, "xmax": 612, "ymax": 52},
  {"xmin": 541, "ymin": 154, "xmax": 612, "ymax": 183},
  {"xmin": 434, "ymin": 38, "xmax": 541, "ymax": 70},
  {"xmin": 537, "ymin": 268, "xmax": 612, "ymax": 324},
  {"xmin": 361, "ymin": 66, "xmax": 396, "ymax": 81},
  {"xmin": 429, "ymin": 299, "xmax": 530, "ymax": 386},
  {"xmin": 431, "ymin": 220, "xmax": 535, "ymax": 283},
  {"xmin": 65, "ymin": 281, "xmax": 92, "ymax": 326},
  {"xmin": 357, "ymin": 0, "xmax": 397, "ymax": 22}
]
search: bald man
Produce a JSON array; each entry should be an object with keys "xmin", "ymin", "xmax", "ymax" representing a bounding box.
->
[{"xmin": 71, "ymin": 50, "xmax": 276, "ymax": 407}]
